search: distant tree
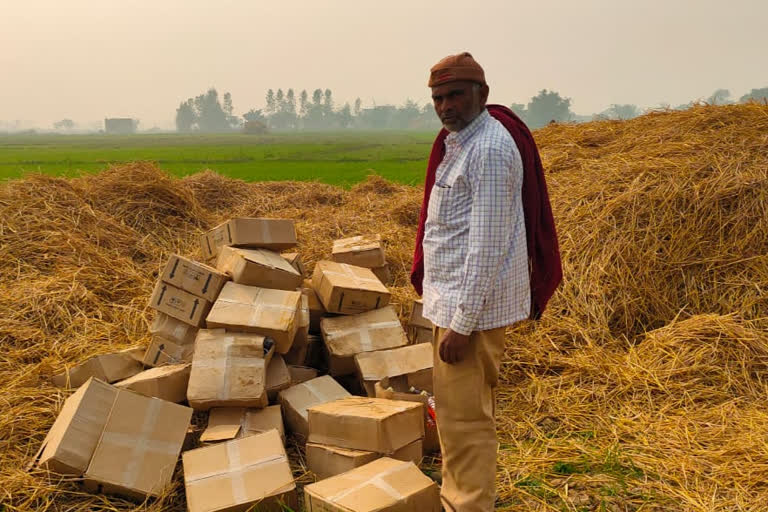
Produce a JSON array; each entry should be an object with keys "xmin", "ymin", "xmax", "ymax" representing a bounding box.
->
[
  {"xmin": 53, "ymin": 119, "xmax": 75, "ymax": 130},
  {"xmin": 509, "ymin": 103, "xmax": 528, "ymax": 123},
  {"xmin": 243, "ymin": 109, "xmax": 266, "ymax": 123},
  {"xmin": 223, "ymin": 92, "xmax": 234, "ymax": 116},
  {"xmin": 338, "ymin": 103, "xmax": 353, "ymax": 129},
  {"xmin": 525, "ymin": 89, "xmax": 572, "ymax": 128},
  {"xmin": 286, "ymin": 89, "xmax": 297, "ymax": 123},
  {"xmin": 265, "ymin": 89, "xmax": 276, "ymax": 117},
  {"xmin": 707, "ymin": 89, "xmax": 732, "ymax": 105},
  {"xmin": 740, "ymin": 87, "xmax": 768, "ymax": 103},
  {"xmin": 299, "ymin": 89, "xmax": 309, "ymax": 118},
  {"xmin": 175, "ymin": 100, "xmax": 196, "ymax": 132},
  {"xmin": 603, "ymin": 104, "xmax": 641, "ymax": 120},
  {"xmin": 354, "ymin": 97, "xmax": 362, "ymax": 117},
  {"xmin": 398, "ymin": 99, "xmax": 421, "ymax": 129}
]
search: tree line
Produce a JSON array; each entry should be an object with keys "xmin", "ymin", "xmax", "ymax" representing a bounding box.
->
[{"xmin": 174, "ymin": 86, "xmax": 768, "ymax": 133}]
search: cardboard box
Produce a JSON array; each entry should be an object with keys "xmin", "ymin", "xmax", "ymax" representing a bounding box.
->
[
  {"xmin": 371, "ymin": 263, "xmax": 392, "ymax": 285},
  {"xmin": 408, "ymin": 325, "xmax": 434, "ymax": 345},
  {"xmin": 161, "ymin": 254, "xmax": 229, "ymax": 302},
  {"xmin": 266, "ymin": 354, "xmax": 291, "ymax": 403},
  {"xmin": 306, "ymin": 439, "xmax": 422, "ymax": 480},
  {"xmin": 201, "ymin": 217, "xmax": 298, "ymax": 260},
  {"xmin": 302, "ymin": 279, "xmax": 325, "ymax": 334},
  {"xmin": 305, "ymin": 334, "xmax": 328, "ymax": 371},
  {"xmin": 308, "ymin": 397, "xmax": 423, "ymax": 454},
  {"xmin": 216, "ymin": 246, "xmax": 303, "ymax": 291},
  {"xmin": 355, "ymin": 343, "xmax": 434, "ymax": 397},
  {"xmin": 281, "ymin": 252, "xmax": 306, "ymax": 276},
  {"xmin": 205, "ymin": 282, "xmax": 301, "ymax": 354},
  {"xmin": 187, "ymin": 329, "xmax": 272, "ymax": 411},
  {"xmin": 150, "ymin": 280, "xmax": 212, "ymax": 327},
  {"xmin": 279, "ymin": 376, "xmax": 350, "ymax": 439},
  {"xmin": 312, "ymin": 261, "xmax": 391, "ymax": 315},
  {"xmin": 375, "ymin": 378, "xmax": 439, "ymax": 455},
  {"xmin": 83, "ymin": 388, "xmax": 192, "ymax": 500},
  {"xmin": 407, "ymin": 299, "xmax": 432, "ymax": 329},
  {"xmin": 304, "ymin": 457, "xmax": 440, "ymax": 512},
  {"xmin": 331, "ymin": 234, "xmax": 386, "ymax": 268},
  {"xmin": 142, "ymin": 335, "xmax": 195, "ymax": 368},
  {"xmin": 114, "ymin": 363, "xmax": 191, "ymax": 403},
  {"xmin": 183, "ymin": 429, "xmax": 297, "ymax": 512},
  {"xmin": 321, "ymin": 306, "xmax": 408, "ymax": 376},
  {"xmin": 284, "ymin": 293, "xmax": 310, "ymax": 365},
  {"xmin": 201, "ymin": 405, "xmax": 285, "ymax": 444},
  {"xmin": 288, "ymin": 365, "xmax": 318, "ymax": 385},
  {"xmin": 149, "ymin": 311, "xmax": 198, "ymax": 346},
  {"xmin": 52, "ymin": 347, "xmax": 144, "ymax": 388},
  {"xmin": 32, "ymin": 378, "xmax": 118, "ymax": 475}
]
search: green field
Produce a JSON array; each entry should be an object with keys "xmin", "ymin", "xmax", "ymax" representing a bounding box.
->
[{"xmin": 0, "ymin": 132, "xmax": 436, "ymax": 186}]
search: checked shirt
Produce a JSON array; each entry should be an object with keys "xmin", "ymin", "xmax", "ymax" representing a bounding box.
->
[{"xmin": 422, "ymin": 109, "xmax": 530, "ymax": 335}]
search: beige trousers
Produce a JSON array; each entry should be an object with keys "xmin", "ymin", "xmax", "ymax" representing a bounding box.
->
[{"xmin": 432, "ymin": 325, "xmax": 507, "ymax": 512}]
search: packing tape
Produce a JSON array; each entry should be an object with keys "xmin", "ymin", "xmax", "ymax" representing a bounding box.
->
[
  {"xmin": 173, "ymin": 323, "xmax": 189, "ymax": 341},
  {"xmin": 259, "ymin": 219, "xmax": 273, "ymax": 243},
  {"xmin": 100, "ymin": 399, "xmax": 179, "ymax": 488},
  {"xmin": 323, "ymin": 263, "xmax": 382, "ymax": 287},
  {"xmin": 326, "ymin": 461, "xmax": 409, "ymax": 503},
  {"xmin": 185, "ymin": 449, "xmax": 288, "ymax": 500},
  {"xmin": 325, "ymin": 321, "xmax": 402, "ymax": 352}
]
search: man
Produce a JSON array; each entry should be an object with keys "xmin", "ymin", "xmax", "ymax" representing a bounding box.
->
[{"xmin": 410, "ymin": 52, "xmax": 562, "ymax": 511}]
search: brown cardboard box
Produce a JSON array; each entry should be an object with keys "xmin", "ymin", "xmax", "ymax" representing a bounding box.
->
[
  {"xmin": 32, "ymin": 378, "xmax": 118, "ymax": 475},
  {"xmin": 407, "ymin": 299, "xmax": 432, "ymax": 329},
  {"xmin": 288, "ymin": 365, "xmax": 318, "ymax": 385},
  {"xmin": 200, "ymin": 217, "xmax": 298, "ymax": 260},
  {"xmin": 183, "ymin": 429, "xmax": 297, "ymax": 512},
  {"xmin": 281, "ymin": 252, "xmax": 306, "ymax": 276},
  {"xmin": 306, "ymin": 439, "xmax": 423, "ymax": 480},
  {"xmin": 308, "ymin": 397, "xmax": 423, "ymax": 454},
  {"xmin": 279, "ymin": 376, "xmax": 350, "ymax": 439},
  {"xmin": 205, "ymin": 282, "xmax": 301, "ymax": 354},
  {"xmin": 311, "ymin": 261, "xmax": 391, "ymax": 315},
  {"xmin": 83, "ymin": 388, "xmax": 192, "ymax": 500},
  {"xmin": 150, "ymin": 280, "xmax": 212, "ymax": 327},
  {"xmin": 284, "ymin": 293, "xmax": 310, "ymax": 365},
  {"xmin": 302, "ymin": 279, "xmax": 325, "ymax": 334},
  {"xmin": 149, "ymin": 312, "xmax": 198, "ymax": 346},
  {"xmin": 355, "ymin": 343, "xmax": 433, "ymax": 397},
  {"xmin": 187, "ymin": 329, "xmax": 272, "ymax": 411},
  {"xmin": 371, "ymin": 263, "xmax": 392, "ymax": 286},
  {"xmin": 161, "ymin": 254, "xmax": 229, "ymax": 302},
  {"xmin": 304, "ymin": 457, "xmax": 440, "ymax": 512},
  {"xmin": 143, "ymin": 335, "xmax": 195, "ymax": 368},
  {"xmin": 201, "ymin": 405, "xmax": 285, "ymax": 444},
  {"xmin": 266, "ymin": 354, "xmax": 291, "ymax": 403},
  {"xmin": 331, "ymin": 234, "xmax": 386, "ymax": 268},
  {"xmin": 375, "ymin": 378, "xmax": 439, "ymax": 455},
  {"xmin": 52, "ymin": 347, "xmax": 144, "ymax": 388},
  {"xmin": 216, "ymin": 246, "xmax": 303, "ymax": 291},
  {"xmin": 408, "ymin": 325, "xmax": 434, "ymax": 345},
  {"xmin": 321, "ymin": 306, "xmax": 408, "ymax": 376},
  {"xmin": 114, "ymin": 364, "xmax": 191, "ymax": 403},
  {"xmin": 305, "ymin": 334, "xmax": 328, "ymax": 371}
]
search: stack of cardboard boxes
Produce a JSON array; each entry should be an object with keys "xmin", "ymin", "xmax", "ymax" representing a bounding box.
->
[{"xmin": 37, "ymin": 218, "xmax": 441, "ymax": 511}]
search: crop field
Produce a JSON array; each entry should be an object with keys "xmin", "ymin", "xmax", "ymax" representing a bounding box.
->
[{"xmin": 0, "ymin": 132, "xmax": 434, "ymax": 185}]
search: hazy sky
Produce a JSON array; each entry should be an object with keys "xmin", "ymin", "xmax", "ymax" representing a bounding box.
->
[{"xmin": 2, "ymin": 0, "xmax": 767, "ymax": 129}]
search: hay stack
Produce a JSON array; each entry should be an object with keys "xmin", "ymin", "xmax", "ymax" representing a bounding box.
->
[{"xmin": 1, "ymin": 103, "xmax": 767, "ymax": 510}]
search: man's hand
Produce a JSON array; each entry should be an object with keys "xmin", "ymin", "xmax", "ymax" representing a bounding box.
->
[{"xmin": 439, "ymin": 329, "xmax": 471, "ymax": 364}]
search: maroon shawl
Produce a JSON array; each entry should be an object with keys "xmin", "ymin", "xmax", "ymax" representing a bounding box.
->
[{"xmin": 409, "ymin": 104, "xmax": 562, "ymax": 320}]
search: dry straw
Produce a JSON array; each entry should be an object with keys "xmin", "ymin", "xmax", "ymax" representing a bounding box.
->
[{"xmin": 1, "ymin": 103, "xmax": 767, "ymax": 510}]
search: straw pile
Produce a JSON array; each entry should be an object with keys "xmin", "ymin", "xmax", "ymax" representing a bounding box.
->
[{"xmin": 1, "ymin": 103, "xmax": 767, "ymax": 511}]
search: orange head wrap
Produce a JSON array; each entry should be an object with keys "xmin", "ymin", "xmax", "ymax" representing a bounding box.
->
[{"xmin": 428, "ymin": 52, "xmax": 486, "ymax": 87}]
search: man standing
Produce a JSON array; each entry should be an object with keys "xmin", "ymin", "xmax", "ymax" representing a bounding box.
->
[{"xmin": 410, "ymin": 52, "xmax": 562, "ymax": 511}]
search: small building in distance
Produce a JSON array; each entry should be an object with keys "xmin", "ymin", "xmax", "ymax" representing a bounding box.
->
[{"xmin": 104, "ymin": 118, "xmax": 138, "ymax": 134}]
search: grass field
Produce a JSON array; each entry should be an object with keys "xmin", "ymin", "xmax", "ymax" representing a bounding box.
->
[{"xmin": 0, "ymin": 132, "xmax": 435, "ymax": 185}]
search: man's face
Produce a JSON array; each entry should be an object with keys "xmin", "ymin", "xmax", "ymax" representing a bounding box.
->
[{"xmin": 431, "ymin": 80, "xmax": 489, "ymax": 132}]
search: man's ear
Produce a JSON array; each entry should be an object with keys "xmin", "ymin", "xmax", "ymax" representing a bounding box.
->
[{"xmin": 480, "ymin": 84, "xmax": 490, "ymax": 104}]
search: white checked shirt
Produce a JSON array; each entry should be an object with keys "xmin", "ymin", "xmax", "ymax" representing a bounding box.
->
[{"xmin": 422, "ymin": 109, "xmax": 530, "ymax": 335}]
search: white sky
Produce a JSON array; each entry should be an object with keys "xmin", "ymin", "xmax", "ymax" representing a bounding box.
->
[{"xmin": 2, "ymin": 0, "xmax": 767, "ymax": 129}]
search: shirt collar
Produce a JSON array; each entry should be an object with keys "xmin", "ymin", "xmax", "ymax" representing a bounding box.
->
[{"xmin": 445, "ymin": 108, "xmax": 490, "ymax": 146}]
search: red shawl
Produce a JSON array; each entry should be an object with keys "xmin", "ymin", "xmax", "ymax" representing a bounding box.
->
[{"xmin": 409, "ymin": 104, "xmax": 562, "ymax": 320}]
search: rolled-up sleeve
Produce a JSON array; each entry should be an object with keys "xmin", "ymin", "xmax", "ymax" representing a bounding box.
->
[{"xmin": 449, "ymin": 141, "xmax": 523, "ymax": 335}]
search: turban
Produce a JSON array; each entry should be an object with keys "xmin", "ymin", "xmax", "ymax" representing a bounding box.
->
[{"xmin": 428, "ymin": 52, "xmax": 486, "ymax": 87}]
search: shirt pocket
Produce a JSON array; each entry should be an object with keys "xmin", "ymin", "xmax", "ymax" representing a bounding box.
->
[{"xmin": 428, "ymin": 182, "xmax": 454, "ymax": 226}]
